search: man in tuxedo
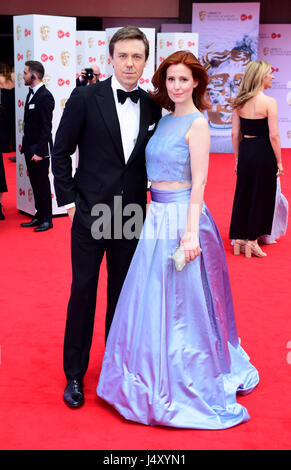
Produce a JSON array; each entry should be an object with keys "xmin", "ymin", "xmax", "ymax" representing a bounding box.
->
[
  {"xmin": 52, "ymin": 26, "xmax": 161, "ymax": 408},
  {"xmin": 20, "ymin": 60, "xmax": 54, "ymax": 232},
  {"xmin": 76, "ymin": 65, "xmax": 100, "ymax": 86}
]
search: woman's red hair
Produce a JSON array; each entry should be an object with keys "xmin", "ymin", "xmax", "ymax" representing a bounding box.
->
[{"xmin": 149, "ymin": 50, "xmax": 211, "ymax": 112}]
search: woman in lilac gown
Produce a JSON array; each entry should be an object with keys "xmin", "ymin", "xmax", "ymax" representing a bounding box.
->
[{"xmin": 97, "ymin": 51, "xmax": 259, "ymax": 429}]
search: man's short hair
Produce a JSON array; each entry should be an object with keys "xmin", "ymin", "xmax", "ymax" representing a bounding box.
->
[
  {"xmin": 109, "ymin": 26, "xmax": 149, "ymax": 61},
  {"xmin": 25, "ymin": 60, "xmax": 45, "ymax": 80}
]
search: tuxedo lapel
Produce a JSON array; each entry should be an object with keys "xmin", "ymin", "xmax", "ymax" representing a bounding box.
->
[{"xmin": 94, "ymin": 78, "xmax": 125, "ymax": 163}]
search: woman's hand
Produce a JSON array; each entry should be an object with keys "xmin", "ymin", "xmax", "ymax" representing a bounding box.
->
[
  {"xmin": 277, "ymin": 162, "xmax": 284, "ymax": 176},
  {"xmin": 180, "ymin": 231, "xmax": 202, "ymax": 262}
]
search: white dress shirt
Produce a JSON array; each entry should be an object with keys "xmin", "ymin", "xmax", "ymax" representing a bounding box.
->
[
  {"xmin": 28, "ymin": 82, "xmax": 44, "ymax": 102},
  {"xmin": 111, "ymin": 74, "xmax": 140, "ymax": 164},
  {"xmin": 65, "ymin": 75, "xmax": 141, "ymax": 211}
]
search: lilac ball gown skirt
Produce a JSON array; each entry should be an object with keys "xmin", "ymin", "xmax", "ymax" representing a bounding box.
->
[{"xmin": 97, "ymin": 187, "xmax": 259, "ymax": 429}]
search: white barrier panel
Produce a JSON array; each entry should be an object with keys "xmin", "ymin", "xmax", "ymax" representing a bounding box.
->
[
  {"xmin": 13, "ymin": 14, "xmax": 76, "ymax": 216},
  {"xmin": 76, "ymin": 31, "xmax": 107, "ymax": 81},
  {"xmin": 258, "ymin": 24, "xmax": 291, "ymax": 148},
  {"xmin": 192, "ymin": 2, "xmax": 260, "ymax": 152},
  {"xmin": 105, "ymin": 27, "xmax": 155, "ymax": 91},
  {"xmin": 156, "ymin": 33, "xmax": 199, "ymax": 68}
]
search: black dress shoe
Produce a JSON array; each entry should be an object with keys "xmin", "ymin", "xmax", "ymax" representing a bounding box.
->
[
  {"xmin": 63, "ymin": 379, "xmax": 84, "ymax": 408},
  {"xmin": 21, "ymin": 217, "xmax": 40, "ymax": 227},
  {"xmin": 34, "ymin": 221, "xmax": 53, "ymax": 232}
]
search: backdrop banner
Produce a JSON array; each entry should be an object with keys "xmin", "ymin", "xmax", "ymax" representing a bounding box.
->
[
  {"xmin": 156, "ymin": 32, "xmax": 199, "ymax": 68},
  {"xmin": 13, "ymin": 14, "xmax": 77, "ymax": 215},
  {"xmin": 76, "ymin": 31, "xmax": 107, "ymax": 82},
  {"xmin": 192, "ymin": 2, "xmax": 260, "ymax": 152},
  {"xmin": 258, "ymin": 24, "xmax": 291, "ymax": 148}
]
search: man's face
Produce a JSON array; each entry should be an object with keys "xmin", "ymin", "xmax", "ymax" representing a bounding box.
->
[
  {"xmin": 23, "ymin": 66, "xmax": 32, "ymax": 86},
  {"xmin": 110, "ymin": 39, "xmax": 147, "ymax": 90},
  {"xmin": 90, "ymin": 65, "xmax": 101, "ymax": 84}
]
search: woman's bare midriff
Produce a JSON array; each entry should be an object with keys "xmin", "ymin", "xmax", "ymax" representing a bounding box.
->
[{"xmin": 151, "ymin": 180, "xmax": 191, "ymax": 190}]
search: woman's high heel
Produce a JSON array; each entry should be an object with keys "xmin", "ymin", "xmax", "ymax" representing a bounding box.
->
[
  {"xmin": 233, "ymin": 240, "xmax": 246, "ymax": 255},
  {"xmin": 245, "ymin": 241, "xmax": 267, "ymax": 258}
]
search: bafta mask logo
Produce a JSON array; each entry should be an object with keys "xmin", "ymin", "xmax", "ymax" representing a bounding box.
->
[
  {"xmin": 18, "ymin": 163, "xmax": 24, "ymax": 177},
  {"xmin": 28, "ymin": 188, "xmax": 33, "ymax": 202},
  {"xmin": 42, "ymin": 74, "xmax": 51, "ymax": 86},
  {"xmin": 77, "ymin": 54, "xmax": 82, "ymax": 66},
  {"xmin": 263, "ymin": 47, "xmax": 269, "ymax": 56},
  {"xmin": 199, "ymin": 11, "xmax": 207, "ymax": 21},
  {"xmin": 60, "ymin": 98, "xmax": 68, "ymax": 110},
  {"xmin": 159, "ymin": 39, "xmax": 164, "ymax": 49},
  {"xmin": 178, "ymin": 39, "xmax": 184, "ymax": 49},
  {"xmin": 40, "ymin": 25, "xmax": 50, "ymax": 41},
  {"xmin": 18, "ymin": 119, "xmax": 23, "ymax": 134},
  {"xmin": 26, "ymin": 49, "xmax": 32, "ymax": 60},
  {"xmin": 100, "ymin": 54, "xmax": 105, "ymax": 65},
  {"xmin": 17, "ymin": 73, "xmax": 22, "ymax": 87},
  {"xmin": 88, "ymin": 37, "xmax": 94, "ymax": 48},
  {"xmin": 61, "ymin": 51, "xmax": 70, "ymax": 66},
  {"xmin": 287, "ymin": 130, "xmax": 291, "ymax": 139},
  {"xmin": 16, "ymin": 25, "xmax": 21, "ymax": 40}
]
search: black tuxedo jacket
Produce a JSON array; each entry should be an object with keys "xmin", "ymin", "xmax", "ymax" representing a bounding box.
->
[
  {"xmin": 52, "ymin": 77, "xmax": 161, "ymax": 229},
  {"xmin": 21, "ymin": 84, "xmax": 55, "ymax": 158}
]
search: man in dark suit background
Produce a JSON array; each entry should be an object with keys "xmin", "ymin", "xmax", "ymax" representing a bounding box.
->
[
  {"xmin": 20, "ymin": 60, "xmax": 55, "ymax": 232},
  {"xmin": 52, "ymin": 26, "xmax": 161, "ymax": 409}
]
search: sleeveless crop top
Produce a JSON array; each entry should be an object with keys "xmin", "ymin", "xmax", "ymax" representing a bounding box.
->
[
  {"xmin": 240, "ymin": 117, "xmax": 269, "ymax": 137},
  {"xmin": 146, "ymin": 112, "xmax": 203, "ymax": 183}
]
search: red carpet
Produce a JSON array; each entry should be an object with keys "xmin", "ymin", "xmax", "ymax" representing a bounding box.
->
[{"xmin": 0, "ymin": 150, "xmax": 290, "ymax": 450}]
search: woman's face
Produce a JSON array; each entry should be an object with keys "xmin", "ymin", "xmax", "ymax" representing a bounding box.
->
[
  {"xmin": 263, "ymin": 67, "xmax": 275, "ymax": 90},
  {"xmin": 165, "ymin": 63, "xmax": 198, "ymax": 106}
]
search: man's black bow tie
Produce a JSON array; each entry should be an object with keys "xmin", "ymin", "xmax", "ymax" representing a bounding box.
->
[{"xmin": 117, "ymin": 88, "xmax": 140, "ymax": 104}]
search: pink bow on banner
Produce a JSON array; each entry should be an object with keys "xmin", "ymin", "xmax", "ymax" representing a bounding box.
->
[
  {"xmin": 18, "ymin": 100, "xmax": 24, "ymax": 107},
  {"xmin": 41, "ymin": 54, "xmax": 54, "ymax": 62},
  {"xmin": 19, "ymin": 188, "xmax": 25, "ymax": 196},
  {"xmin": 271, "ymin": 67, "xmax": 279, "ymax": 73},
  {"xmin": 58, "ymin": 78, "xmax": 70, "ymax": 86},
  {"xmin": 17, "ymin": 53, "xmax": 23, "ymax": 61},
  {"xmin": 76, "ymin": 40, "xmax": 82, "ymax": 46},
  {"xmin": 89, "ymin": 57, "xmax": 96, "ymax": 63},
  {"xmin": 58, "ymin": 30, "xmax": 70, "ymax": 39},
  {"xmin": 98, "ymin": 40, "xmax": 105, "ymax": 46},
  {"xmin": 139, "ymin": 78, "xmax": 149, "ymax": 85},
  {"xmin": 166, "ymin": 42, "xmax": 172, "ymax": 47},
  {"xmin": 271, "ymin": 33, "xmax": 281, "ymax": 39},
  {"xmin": 25, "ymin": 29, "xmax": 31, "ymax": 37},
  {"xmin": 160, "ymin": 57, "xmax": 165, "ymax": 62},
  {"xmin": 240, "ymin": 14, "xmax": 253, "ymax": 21},
  {"xmin": 188, "ymin": 41, "xmax": 195, "ymax": 47}
]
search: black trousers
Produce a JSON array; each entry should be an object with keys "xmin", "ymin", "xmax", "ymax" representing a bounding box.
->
[
  {"xmin": 63, "ymin": 209, "xmax": 139, "ymax": 380},
  {"xmin": 25, "ymin": 154, "xmax": 52, "ymax": 222}
]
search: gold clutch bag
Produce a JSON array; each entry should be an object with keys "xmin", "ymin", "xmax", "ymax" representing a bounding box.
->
[{"xmin": 172, "ymin": 245, "xmax": 186, "ymax": 271}]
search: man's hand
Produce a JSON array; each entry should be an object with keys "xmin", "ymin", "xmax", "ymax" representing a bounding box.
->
[
  {"xmin": 31, "ymin": 154, "xmax": 43, "ymax": 162},
  {"xmin": 67, "ymin": 206, "xmax": 76, "ymax": 221}
]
